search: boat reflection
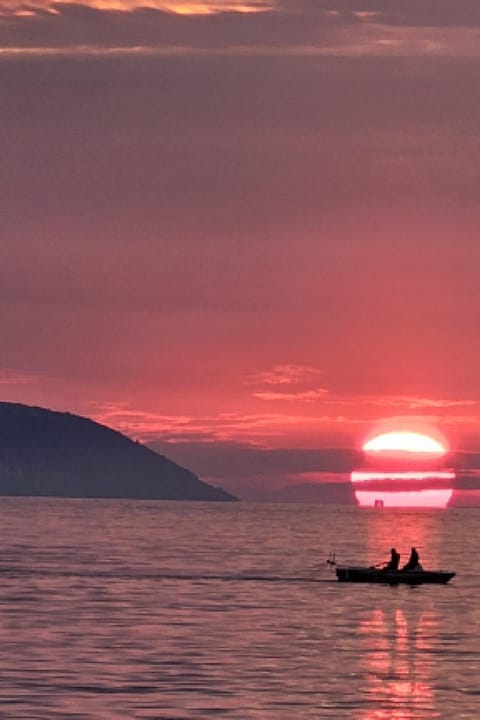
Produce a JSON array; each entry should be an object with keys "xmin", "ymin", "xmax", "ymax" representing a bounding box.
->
[{"xmin": 359, "ymin": 606, "xmax": 439, "ymax": 719}]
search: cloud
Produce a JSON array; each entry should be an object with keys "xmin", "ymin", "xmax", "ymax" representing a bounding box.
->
[
  {"xmin": 3, "ymin": 1, "xmax": 480, "ymax": 59},
  {"xmin": 246, "ymin": 364, "xmax": 324, "ymax": 386},
  {"xmin": 89, "ymin": 397, "xmax": 480, "ymax": 453},
  {"xmin": 148, "ymin": 436, "xmax": 480, "ymax": 501},
  {"xmin": 90, "ymin": 401, "xmax": 339, "ymax": 443},
  {"xmin": 0, "ymin": 369, "xmax": 36, "ymax": 385},
  {"xmin": 455, "ymin": 475, "xmax": 480, "ymax": 490},
  {"xmin": 0, "ymin": 2, "xmax": 345, "ymax": 52},
  {"xmin": 451, "ymin": 452, "xmax": 480, "ymax": 471},
  {"xmin": 148, "ymin": 436, "xmax": 361, "ymax": 499},
  {"xmin": 251, "ymin": 390, "xmax": 480, "ymax": 408},
  {"xmin": 278, "ymin": 1, "xmax": 480, "ymax": 27},
  {"xmin": 0, "ymin": 1, "xmax": 272, "ymax": 12},
  {"xmin": 5, "ymin": 0, "xmax": 480, "ymax": 29},
  {"xmin": 245, "ymin": 364, "xmax": 328, "ymax": 402},
  {"xmin": 253, "ymin": 388, "xmax": 328, "ymax": 402},
  {"xmin": 329, "ymin": 394, "xmax": 479, "ymax": 410},
  {"xmin": 149, "ymin": 437, "xmax": 361, "ymax": 477}
]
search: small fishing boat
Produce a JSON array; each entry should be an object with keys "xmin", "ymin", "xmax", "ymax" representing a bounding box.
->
[{"xmin": 335, "ymin": 566, "xmax": 455, "ymax": 585}]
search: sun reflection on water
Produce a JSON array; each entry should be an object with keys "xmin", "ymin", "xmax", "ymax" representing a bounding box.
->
[
  {"xmin": 359, "ymin": 607, "xmax": 439, "ymax": 719},
  {"xmin": 352, "ymin": 507, "xmax": 447, "ymax": 719}
]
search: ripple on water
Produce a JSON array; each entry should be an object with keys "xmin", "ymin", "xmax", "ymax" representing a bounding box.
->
[{"xmin": 0, "ymin": 499, "xmax": 475, "ymax": 719}]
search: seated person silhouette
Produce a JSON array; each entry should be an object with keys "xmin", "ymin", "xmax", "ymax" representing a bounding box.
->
[
  {"xmin": 402, "ymin": 546, "xmax": 422, "ymax": 571},
  {"xmin": 382, "ymin": 547, "xmax": 400, "ymax": 571}
]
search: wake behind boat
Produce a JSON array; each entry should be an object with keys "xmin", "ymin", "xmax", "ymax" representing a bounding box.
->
[{"xmin": 335, "ymin": 566, "xmax": 455, "ymax": 585}]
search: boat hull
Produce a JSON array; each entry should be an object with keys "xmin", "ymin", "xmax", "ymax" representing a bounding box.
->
[{"xmin": 335, "ymin": 566, "xmax": 455, "ymax": 585}]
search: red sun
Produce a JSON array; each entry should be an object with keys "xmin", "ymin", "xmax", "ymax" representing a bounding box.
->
[
  {"xmin": 363, "ymin": 431, "xmax": 446, "ymax": 455},
  {"xmin": 352, "ymin": 430, "xmax": 454, "ymax": 508}
]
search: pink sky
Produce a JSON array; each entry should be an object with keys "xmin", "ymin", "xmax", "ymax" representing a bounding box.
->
[{"xmin": 2, "ymin": 1, "xmax": 480, "ymax": 497}]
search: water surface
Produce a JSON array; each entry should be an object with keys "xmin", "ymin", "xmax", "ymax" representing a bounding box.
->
[{"xmin": 0, "ymin": 499, "xmax": 476, "ymax": 718}]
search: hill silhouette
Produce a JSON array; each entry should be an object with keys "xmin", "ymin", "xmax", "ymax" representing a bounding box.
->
[{"xmin": 0, "ymin": 403, "xmax": 235, "ymax": 501}]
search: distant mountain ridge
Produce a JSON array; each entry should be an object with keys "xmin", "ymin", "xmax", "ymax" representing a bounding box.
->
[
  {"xmin": 267, "ymin": 481, "xmax": 355, "ymax": 504},
  {"xmin": 0, "ymin": 402, "xmax": 235, "ymax": 501}
]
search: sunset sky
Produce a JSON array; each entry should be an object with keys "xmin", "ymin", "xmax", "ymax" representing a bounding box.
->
[{"xmin": 2, "ymin": 1, "xmax": 480, "ymax": 498}]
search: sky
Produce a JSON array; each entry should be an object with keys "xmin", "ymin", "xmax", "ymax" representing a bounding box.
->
[{"xmin": 2, "ymin": 0, "xmax": 480, "ymax": 499}]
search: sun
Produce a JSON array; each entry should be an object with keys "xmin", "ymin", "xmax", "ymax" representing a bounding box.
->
[
  {"xmin": 352, "ymin": 429, "xmax": 454, "ymax": 508},
  {"xmin": 363, "ymin": 431, "xmax": 446, "ymax": 455}
]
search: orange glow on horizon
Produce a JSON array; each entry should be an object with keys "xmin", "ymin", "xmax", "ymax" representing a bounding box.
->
[{"xmin": 363, "ymin": 431, "xmax": 446, "ymax": 455}]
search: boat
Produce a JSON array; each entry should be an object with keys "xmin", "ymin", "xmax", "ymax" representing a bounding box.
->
[{"xmin": 335, "ymin": 566, "xmax": 455, "ymax": 585}]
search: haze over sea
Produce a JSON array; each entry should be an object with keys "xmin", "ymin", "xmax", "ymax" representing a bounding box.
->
[{"xmin": 0, "ymin": 499, "xmax": 477, "ymax": 719}]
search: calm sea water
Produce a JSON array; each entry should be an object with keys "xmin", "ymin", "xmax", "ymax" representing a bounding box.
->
[{"xmin": 0, "ymin": 499, "xmax": 477, "ymax": 719}]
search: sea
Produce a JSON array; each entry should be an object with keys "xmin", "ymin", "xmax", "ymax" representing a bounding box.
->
[{"xmin": 0, "ymin": 498, "xmax": 477, "ymax": 719}]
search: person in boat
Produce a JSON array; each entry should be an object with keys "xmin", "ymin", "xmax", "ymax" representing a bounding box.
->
[
  {"xmin": 402, "ymin": 547, "xmax": 422, "ymax": 572},
  {"xmin": 382, "ymin": 547, "xmax": 400, "ymax": 571}
]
